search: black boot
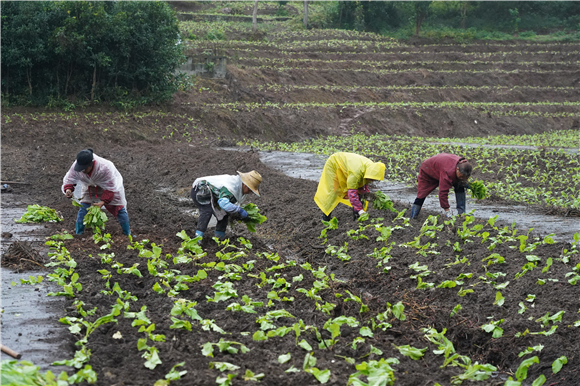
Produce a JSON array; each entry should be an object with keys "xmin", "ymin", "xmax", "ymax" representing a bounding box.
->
[
  {"xmin": 410, "ymin": 204, "xmax": 422, "ymax": 219},
  {"xmin": 322, "ymin": 212, "xmax": 333, "ymax": 222},
  {"xmin": 456, "ymin": 191, "xmax": 466, "ymax": 215}
]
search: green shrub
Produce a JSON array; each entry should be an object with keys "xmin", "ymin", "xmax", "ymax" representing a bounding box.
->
[{"xmin": 1, "ymin": 1, "xmax": 185, "ymax": 108}]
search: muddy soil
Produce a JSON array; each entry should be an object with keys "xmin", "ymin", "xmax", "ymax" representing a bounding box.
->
[{"xmin": 2, "ymin": 125, "xmax": 579, "ymax": 385}]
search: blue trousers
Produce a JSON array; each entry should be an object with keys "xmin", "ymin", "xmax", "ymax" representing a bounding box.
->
[{"xmin": 76, "ymin": 203, "xmax": 130, "ymax": 234}]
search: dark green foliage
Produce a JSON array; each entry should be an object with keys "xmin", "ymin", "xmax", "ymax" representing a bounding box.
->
[
  {"xmin": 372, "ymin": 191, "xmax": 398, "ymax": 213},
  {"xmin": 240, "ymin": 204, "xmax": 267, "ymax": 233},
  {"xmin": 15, "ymin": 205, "xmax": 63, "ymax": 223},
  {"xmin": 314, "ymin": 1, "xmax": 580, "ymax": 35},
  {"xmin": 1, "ymin": 1, "xmax": 185, "ymax": 108},
  {"xmin": 468, "ymin": 181, "xmax": 488, "ymax": 200}
]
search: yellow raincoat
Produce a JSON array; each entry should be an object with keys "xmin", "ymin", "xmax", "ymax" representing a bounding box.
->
[{"xmin": 314, "ymin": 152, "xmax": 386, "ymax": 216}]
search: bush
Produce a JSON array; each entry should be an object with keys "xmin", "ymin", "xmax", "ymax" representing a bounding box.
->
[{"xmin": 1, "ymin": 1, "xmax": 185, "ymax": 108}]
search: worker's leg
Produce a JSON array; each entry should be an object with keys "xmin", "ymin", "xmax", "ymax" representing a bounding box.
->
[
  {"xmin": 75, "ymin": 203, "xmax": 91, "ymax": 234},
  {"xmin": 104, "ymin": 205, "xmax": 131, "ymax": 236},
  {"xmin": 214, "ymin": 215, "xmax": 229, "ymax": 241},
  {"xmin": 191, "ymin": 188, "xmax": 213, "ymax": 239},
  {"xmin": 116, "ymin": 208, "xmax": 131, "ymax": 235},
  {"xmin": 455, "ymin": 186, "xmax": 466, "ymax": 215},
  {"xmin": 411, "ymin": 170, "xmax": 437, "ymax": 219}
]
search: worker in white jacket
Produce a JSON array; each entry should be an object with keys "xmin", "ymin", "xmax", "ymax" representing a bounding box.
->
[
  {"xmin": 191, "ymin": 171, "xmax": 262, "ymax": 241},
  {"xmin": 62, "ymin": 149, "xmax": 130, "ymax": 235}
]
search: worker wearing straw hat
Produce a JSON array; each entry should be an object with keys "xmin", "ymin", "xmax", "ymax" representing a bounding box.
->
[{"xmin": 191, "ymin": 170, "xmax": 262, "ymax": 241}]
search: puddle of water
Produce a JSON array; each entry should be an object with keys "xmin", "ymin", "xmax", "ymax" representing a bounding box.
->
[
  {"xmin": 1, "ymin": 194, "xmax": 72, "ymax": 371},
  {"xmin": 219, "ymin": 149, "xmax": 578, "ymax": 242}
]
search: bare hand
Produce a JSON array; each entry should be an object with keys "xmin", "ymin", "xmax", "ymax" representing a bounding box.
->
[
  {"xmin": 93, "ymin": 201, "xmax": 105, "ymax": 208},
  {"xmin": 65, "ymin": 189, "xmax": 73, "ymax": 198}
]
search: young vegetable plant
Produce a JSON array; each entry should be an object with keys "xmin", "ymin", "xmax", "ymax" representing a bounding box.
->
[
  {"xmin": 238, "ymin": 203, "xmax": 267, "ymax": 232},
  {"xmin": 83, "ymin": 206, "xmax": 108, "ymax": 231},
  {"xmin": 468, "ymin": 181, "xmax": 488, "ymax": 200},
  {"xmin": 15, "ymin": 204, "xmax": 63, "ymax": 223}
]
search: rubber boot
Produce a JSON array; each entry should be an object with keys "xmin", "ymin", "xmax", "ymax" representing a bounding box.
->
[
  {"xmin": 75, "ymin": 222, "xmax": 85, "ymax": 235},
  {"xmin": 456, "ymin": 191, "xmax": 466, "ymax": 215},
  {"xmin": 120, "ymin": 222, "xmax": 131, "ymax": 236},
  {"xmin": 410, "ymin": 204, "xmax": 422, "ymax": 219},
  {"xmin": 321, "ymin": 212, "xmax": 333, "ymax": 222},
  {"xmin": 214, "ymin": 230, "xmax": 226, "ymax": 241}
]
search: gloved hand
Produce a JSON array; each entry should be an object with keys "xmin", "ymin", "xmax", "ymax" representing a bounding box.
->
[
  {"xmin": 238, "ymin": 208, "xmax": 248, "ymax": 219},
  {"xmin": 444, "ymin": 210, "xmax": 452, "ymax": 218},
  {"xmin": 354, "ymin": 209, "xmax": 366, "ymax": 220}
]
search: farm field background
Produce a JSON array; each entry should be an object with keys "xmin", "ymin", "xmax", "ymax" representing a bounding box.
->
[{"xmin": 1, "ymin": 2, "xmax": 579, "ymax": 386}]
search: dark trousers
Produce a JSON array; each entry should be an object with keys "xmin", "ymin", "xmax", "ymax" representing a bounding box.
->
[{"xmin": 190, "ymin": 188, "xmax": 228, "ymax": 233}]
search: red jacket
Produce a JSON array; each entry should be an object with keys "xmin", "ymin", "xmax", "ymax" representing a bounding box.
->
[{"xmin": 417, "ymin": 153, "xmax": 464, "ymax": 209}]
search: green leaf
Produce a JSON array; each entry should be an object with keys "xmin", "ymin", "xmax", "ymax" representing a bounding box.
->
[
  {"xmin": 532, "ymin": 374, "xmax": 546, "ymax": 386},
  {"xmin": 552, "ymin": 356, "xmax": 567, "ymax": 374},
  {"xmin": 359, "ymin": 326, "xmax": 373, "ymax": 337},
  {"xmin": 201, "ymin": 342, "xmax": 214, "ymax": 357},
  {"xmin": 515, "ymin": 356, "xmax": 539, "ymax": 381},
  {"xmin": 494, "ymin": 291, "xmax": 505, "ymax": 307},
  {"xmin": 298, "ymin": 339, "xmax": 313, "ymax": 351},
  {"xmin": 278, "ymin": 353, "xmax": 292, "ymax": 364},
  {"xmin": 209, "ymin": 362, "xmax": 241, "ymax": 372},
  {"xmin": 393, "ymin": 344, "xmax": 427, "ymax": 360},
  {"xmin": 253, "ymin": 330, "xmax": 268, "ymax": 341}
]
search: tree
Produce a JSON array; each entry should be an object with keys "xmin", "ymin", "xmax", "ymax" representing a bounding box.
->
[
  {"xmin": 252, "ymin": 0, "xmax": 258, "ymax": 32},
  {"xmin": 303, "ymin": 0, "xmax": 309, "ymax": 29},
  {"xmin": 1, "ymin": 1, "xmax": 184, "ymax": 107},
  {"xmin": 414, "ymin": 2, "xmax": 431, "ymax": 36}
]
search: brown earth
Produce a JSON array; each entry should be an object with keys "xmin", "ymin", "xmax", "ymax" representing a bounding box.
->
[
  {"xmin": 2, "ymin": 29, "xmax": 579, "ymax": 386},
  {"xmin": 2, "ymin": 120, "xmax": 579, "ymax": 385}
]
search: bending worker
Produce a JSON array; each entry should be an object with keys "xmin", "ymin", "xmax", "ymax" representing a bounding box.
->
[
  {"xmin": 62, "ymin": 149, "xmax": 131, "ymax": 235},
  {"xmin": 410, "ymin": 153, "xmax": 472, "ymax": 219},
  {"xmin": 315, "ymin": 152, "xmax": 386, "ymax": 221},
  {"xmin": 191, "ymin": 170, "xmax": 262, "ymax": 241}
]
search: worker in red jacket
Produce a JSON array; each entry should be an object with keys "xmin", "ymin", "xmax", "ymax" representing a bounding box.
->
[{"xmin": 410, "ymin": 153, "xmax": 472, "ymax": 219}]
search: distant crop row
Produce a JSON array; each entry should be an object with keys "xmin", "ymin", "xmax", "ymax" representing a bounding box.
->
[
  {"xmin": 210, "ymin": 39, "xmax": 580, "ymax": 52},
  {"xmin": 413, "ymin": 129, "xmax": 580, "ymax": 149},
  {"xmin": 246, "ymin": 64, "xmax": 579, "ymax": 76},
  {"xmin": 238, "ymin": 57, "xmax": 580, "ymax": 68},
  {"xmin": 253, "ymin": 84, "xmax": 578, "ymax": 93},
  {"xmin": 241, "ymin": 133, "xmax": 580, "ymax": 210},
  {"xmin": 228, "ymin": 47, "xmax": 580, "ymax": 58}
]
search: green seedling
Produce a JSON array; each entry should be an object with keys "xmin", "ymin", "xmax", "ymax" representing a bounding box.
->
[
  {"xmin": 209, "ymin": 362, "xmax": 240, "ymax": 372},
  {"xmin": 319, "ymin": 217, "xmax": 338, "ymax": 243},
  {"xmin": 468, "ymin": 181, "xmax": 487, "ymax": 200},
  {"xmin": 518, "ymin": 344, "xmax": 543, "ymax": 358},
  {"xmin": 552, "ymin": 356, "xmax": 567, "ymax": 374},
  {"xmin": 83, "ymin": 206, "xmax": 108, "ymax": 231},
  {"xmin": 325, "ymin": 243, "xmax": 351, "ymax": 261},
  {"xmin": 347, "ymin": 358, "xmax": 399, "ymax": 386},
  {"xmin": 15, "ymin": 204, "xmax": 62, "ymax": 223},
  {"xmin": 201, "ymin": 339, "xmax": 250, "ymax": 357},
  {"xmin": 207, "ymin": 281, "xmax": 238, "ymax": 303},
  {"xmin": 344, "ymin": 290, "xmax": 369, "ymax": 313},
  {"xmin": 372, "ymin": 191, "xmax": 397, "ymax": 212},
  {"xmin": 392, "ymin": 344, "xmax": 427, "ymax": 360},
  {"xmin": 481, "ymin": 319, "xmax": 504, "ymax": 338},
  {"xmin": 239, "ymin": 203, "xmax": 267, "ymax": 232}
]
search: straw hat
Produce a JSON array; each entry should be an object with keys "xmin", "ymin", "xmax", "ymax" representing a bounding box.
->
[{"xmin": 237, "ymin": 170, "xmax": 262, "ymax": 196}]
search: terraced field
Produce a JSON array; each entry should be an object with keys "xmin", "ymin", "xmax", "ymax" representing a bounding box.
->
[{"xmin": 2, "ymin": 11, "xmax": 579, "ymax": 386}]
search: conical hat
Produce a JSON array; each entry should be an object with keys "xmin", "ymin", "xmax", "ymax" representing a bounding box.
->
[{"xmin": 237, "ymin": 170, "xmax": 262, "ymax": 196}]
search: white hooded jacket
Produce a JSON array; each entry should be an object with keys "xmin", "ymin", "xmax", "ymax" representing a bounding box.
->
[{"xmin": 62, "ymin": 154, "xmax": 127, "ymax": 207}]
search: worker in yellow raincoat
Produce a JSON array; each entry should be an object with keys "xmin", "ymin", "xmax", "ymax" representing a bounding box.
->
[{"xmin": 314, "ymin": 152, "xmax": 386, "ymax": 221}]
